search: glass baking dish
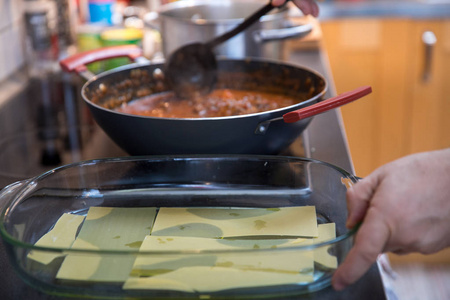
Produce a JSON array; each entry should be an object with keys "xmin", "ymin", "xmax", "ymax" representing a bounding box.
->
[{"xmin": 0, "ymin": 155, "xmax": 358, "ymax": 299}]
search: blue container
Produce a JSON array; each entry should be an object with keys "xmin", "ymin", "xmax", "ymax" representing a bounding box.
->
[{"xmin": 88, "ymin": 1, "xmax": 114, "ymax": 25}]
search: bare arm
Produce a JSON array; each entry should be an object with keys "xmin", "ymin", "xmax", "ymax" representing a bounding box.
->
[{"xmin": 332, "ymin": 148, "xmax": 450, "ymax": 290}]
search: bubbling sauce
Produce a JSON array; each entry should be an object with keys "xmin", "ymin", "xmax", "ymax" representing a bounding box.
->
[{"xmin": 115, "ymin": 89, "xmax": 298, "ymax": 118}]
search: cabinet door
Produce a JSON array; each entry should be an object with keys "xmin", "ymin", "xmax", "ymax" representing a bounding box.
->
[
  {"xmin": 321, "ymin": 19, "xmax": 413, "ymax": 176},
  {"xmin": 321, "ymin": 18, "xmax": 450, "ymax": 264},
  {"xmin": 407, "ymin": 20, "xmax": 450, "ymax": 153}
]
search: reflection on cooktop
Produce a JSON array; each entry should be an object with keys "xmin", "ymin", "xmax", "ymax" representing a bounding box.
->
[
  {"xmin": 0, "ymin": 126, "xmax": 125, "ymax": 188},
  {"xmin": 0, "ymin": 75, "xmax": 306, "ymax": 189}
]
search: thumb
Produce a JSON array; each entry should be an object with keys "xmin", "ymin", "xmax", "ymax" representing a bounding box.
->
[{"xmin": 346, "ymin": 173, "xmax": 380, "ymax": 228}]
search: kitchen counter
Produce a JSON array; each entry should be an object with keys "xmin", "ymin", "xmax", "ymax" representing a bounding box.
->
[
  {"xmin": 0, "ymin": 46, "xmax": 389, "ymax": 299},
  {"xmin": 289, "ymin": 0, "xmax": 450, "ymax": 19}
]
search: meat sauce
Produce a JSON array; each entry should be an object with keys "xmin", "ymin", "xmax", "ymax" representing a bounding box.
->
[{"xmin": 115, "ymin": 89, "xmax": 298, "ymax": 118}]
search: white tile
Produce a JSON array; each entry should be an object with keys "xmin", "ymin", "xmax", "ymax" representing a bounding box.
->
[
  {"xmin": 0, "ymin": 0, "xmax": 14, "ymax": 31},
  {"xmin": 0, "ymin": 31, "xmax": 7, "ymax": 81},
  {"xmin": 0, "ymin": 20, "xmax": 25, "ymax": 82},
  {"xmin": 0, "ymin": 0, "xmax": 11, "ymax": 31},
  {"xmin": 0, "ymin": 0, "xmax": 23, "ymax": 32},
  {"xmin": 0, "ymin": 0, "xmax": 24, "ymax": 81},
  {"xmin": 9, "ymin": 0, "xmax": 23, "ymax": 27}
]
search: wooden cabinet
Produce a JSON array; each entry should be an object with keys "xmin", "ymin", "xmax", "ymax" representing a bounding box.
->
[
  {"xmin": 407, "ymin": 21, "xmax": 450, "ymax": 154},
  {"xmin": 318, "ymin": 18, "xmax": 450, "ymax": 264},
  {"xmin": 319, "ymin": 18, "xmax": 450, "ymax": 177}
]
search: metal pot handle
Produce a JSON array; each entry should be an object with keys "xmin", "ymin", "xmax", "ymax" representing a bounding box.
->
[
  {"xmin": 255, "ymin": 86, "xmax": 372, "ymax": 135},
  {"xmin": 59, "ymin": 45, "xmax": 147, "ymax": 80},
  {"xmin": 253, "ymin": 22, "xmax": 313, "ymax": 43}
]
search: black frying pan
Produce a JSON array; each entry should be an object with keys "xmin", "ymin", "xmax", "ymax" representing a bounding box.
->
[{"xmin": 60, "ymin": 45, "xmax": 369, "ymax": 155}]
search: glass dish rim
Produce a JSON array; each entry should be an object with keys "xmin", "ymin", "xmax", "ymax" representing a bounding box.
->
[{"xmin": 0, "ymin": 154, "xmax": 360, "ymax": 255}]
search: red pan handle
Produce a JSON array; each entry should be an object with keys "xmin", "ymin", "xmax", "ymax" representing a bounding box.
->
[
  {"xmin": 283, "ymin": 86, "xmax": 372, "ymax": 123},
  {"xmin": 60, "ymin": 45, "xmax": 143, "ymax": 74}
]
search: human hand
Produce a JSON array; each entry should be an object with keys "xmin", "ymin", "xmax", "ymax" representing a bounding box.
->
[
  {"xmin": 272, "ymin": 0, "xmax": 319, "ymax": 17},
  {"xmin": 332, "ymin": 148, "xmax": 450, "ymax": 290}
]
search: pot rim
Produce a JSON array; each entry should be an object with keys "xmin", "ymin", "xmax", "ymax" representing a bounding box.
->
[
  {"xmin": 80, "ymin": 57, "xmax": 328, "ymax": 122},
  {"xmin": 157, "ymin": 0, "xmax": 289, "ymax": 25}
]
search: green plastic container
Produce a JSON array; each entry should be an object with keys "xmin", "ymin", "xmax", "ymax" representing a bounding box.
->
[
  {"xmin": 100, "ymin": 28, "xmax": 143, "ymax": 69},
  {"xmin": 76, "ymin": 24, "xmax": 104, "ymax": 73}
]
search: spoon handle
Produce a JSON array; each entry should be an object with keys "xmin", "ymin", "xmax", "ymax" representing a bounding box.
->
[{"xmin": 207, "ymin": 2, "xmax": 275, "ymax": 49}]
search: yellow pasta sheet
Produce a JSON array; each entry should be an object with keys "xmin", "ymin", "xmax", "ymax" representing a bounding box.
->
[
  {"xmin": 151, "ymin": 206, "xmax": 319, "ymax": 238},
  {"xmin": 124, "ymin": 266, "xmax": 313, "ymax": 292},
  {"xmin": 28, "ymin": 213, "xmax": 85, "ymax": 265},
  {"xmin": 314, "ymin": 223, "xmax": 338, "ymax": 269},
  {"xmin": 56, "ymin": 207, "xmax": 157, "ymax": 282},
  {"xmin": 128, "ymin": 236, "xmax": 314, "ymax": 278}
]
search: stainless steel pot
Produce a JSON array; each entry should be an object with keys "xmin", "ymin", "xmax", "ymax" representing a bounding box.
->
[
  {"xmin": 145, "ymin": 0, "xmax": 312, "ymax": 60},
  {"xmin": 60, "ymin": 45, "xmax": 327, "ymax": 155}
]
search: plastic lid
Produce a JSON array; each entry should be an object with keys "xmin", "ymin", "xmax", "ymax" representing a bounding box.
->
[{"xmin": 100, "ymin": 28, "xmax": 143, "ymax": 42}]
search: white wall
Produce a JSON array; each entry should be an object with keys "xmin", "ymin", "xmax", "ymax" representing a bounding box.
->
[{"xmin": 0, "ymin": 0, "xmax": 25, "ymax": 82}]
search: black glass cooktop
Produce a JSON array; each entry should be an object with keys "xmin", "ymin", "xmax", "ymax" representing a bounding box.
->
[
  {"xmin": 0, "ymin": 52, "xmax": 387, "ymax": 300},
  {"xmin": 0, "ymin": 74, "xmax": 307, "ymax": 188}
]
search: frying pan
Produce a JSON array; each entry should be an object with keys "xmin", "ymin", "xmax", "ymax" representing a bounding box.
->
[{"xmin": 60, "ymin": 45, "xmax": 370, "ymax": 155}]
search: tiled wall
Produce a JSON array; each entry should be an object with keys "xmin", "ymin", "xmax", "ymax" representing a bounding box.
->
[{"xmin": 0, "ymin": 0, "xmax": 24, "ymax": 82}]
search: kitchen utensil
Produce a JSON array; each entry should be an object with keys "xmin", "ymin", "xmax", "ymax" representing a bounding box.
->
[
  {"xmin": 165, "ymin": 1, "xmax": 286, "ymax": 98},
  {"xmin": 145, "ymin": 0, "xmax": 312, "ymax": 61},
  {"xmin": 0, "ymin": 155, "xmax": 359, "ymax": 299},
  {"xmin": 255, "ymin": 86, "xmax": 372, "ymax": 134},
  {"xmin": 60, "ymin": 45, "xmax": 327, "ymax": 155},
  {"xmin": 61, "ymin": 45, "xmax": 371, "ymax": 155}
]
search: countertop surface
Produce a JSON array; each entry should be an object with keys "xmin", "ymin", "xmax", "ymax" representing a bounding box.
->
[
  {"xmin": 0, "ymin": 47, "xmax": 389, "ymax": 299},
  {"xmin": 288, "ymin": 0, "xmax": 450, "ymax": 19}
]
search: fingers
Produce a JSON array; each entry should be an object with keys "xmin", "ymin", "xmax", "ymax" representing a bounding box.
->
[
  {"xmin": 332, "ymin": 173, "xmax": 385, "ymax": 290},
  {"xmin": 272, "ymin": 0, "xmax": 320, "ymax": 17},
  {"xmin": 293, "ymin": 0, "xmax": 319, "ymax": 17},
  {"xmin": 332, "ymin": 206, "xmax": 391, "ymax": 290},
  {"xmin": 345, "ymin": 174, "xmax": 380, "ymax": 228},
  {"xmin": 272, "ymin": 0, "xmax": 287, "ymax": 6}
]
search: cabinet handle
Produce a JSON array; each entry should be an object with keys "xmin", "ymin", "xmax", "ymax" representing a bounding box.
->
[{"xmin": 422, "ymin": 31, "xmax": 436, "ymax": 82}]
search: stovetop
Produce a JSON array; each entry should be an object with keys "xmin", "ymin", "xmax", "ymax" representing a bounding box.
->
[
  {"xmin": 0, "ymin": 73, "xmax": 310, "ymax": 189},
  {"xmin": 0, "ymin": 50, "xmax": 388, "ymax": 300}
]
